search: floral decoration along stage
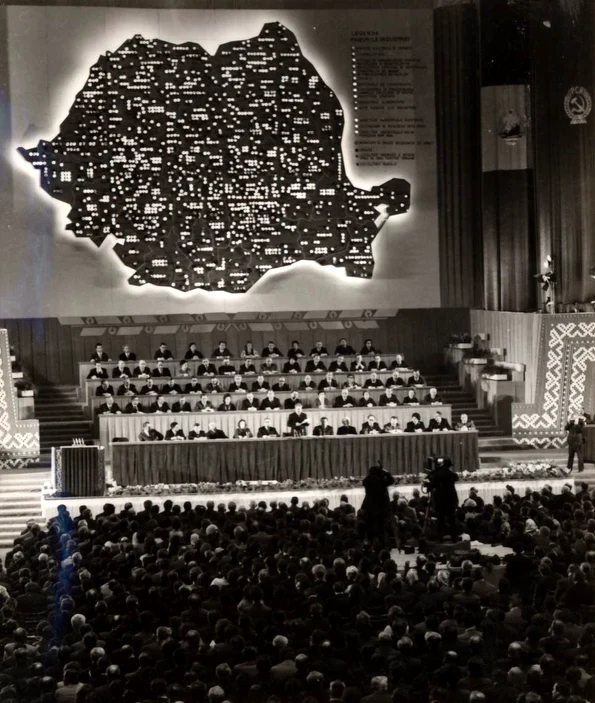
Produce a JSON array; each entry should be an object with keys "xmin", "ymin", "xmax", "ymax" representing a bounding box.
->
[{"xmin": 101, "ymin": 461, "xmax": 563, "ymax": 498}]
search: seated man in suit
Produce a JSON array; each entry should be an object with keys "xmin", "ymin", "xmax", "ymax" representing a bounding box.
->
[
  {"xmin": 313, "ymin": 417, "xmax": 333, "ymax": 436},
  {"xmin": 335, "ymin": 338, "xmax": 356, "ymax": 356},
  {"xmin": 239, "ymin": 359, "xmax": 257, "ymax": 375},
  {"xmin": 360, "ymin": 414, "xmax": 383, "ymax": 435},
  {"xmin": 152, "ymin": 360, "xmax": 172, "ymax": 379},
  {"xmin": 260, "ymin": 389, "xmax": 282, "ymax": 411},
  {"xmin": 287, "ymin": 402, "xmax": 309, "ymax": 436},
  {"xmin": 455, "ymin": 413, "xmax": 476, "ymax": 431},
  {"xmin": 390, "ymin": 354, "xmax": 408, "ymax": 369},
  {"xmin": 117, "ymin": 379, "xmax": 137, "ymax": 397},
  {"xmin": 150, "ymin": 396, "xmax": 171, "ymax": 413},
  {"xmin": 405, "ymin": 412, "xmax": 425, "ymax": 433},
  {"xmin": 350, "ymin": 354, "xmax": 366, "ymax": 372},
  {"xmin": 364, "ymin": 372, "xmax": 384, "ymax": 389},
  {"xmin": 305, "ymin": 354, "xmax": 327, "ymax": 374},
  {"xmin": 242, "ymin": 392, "xmax": 261, "ymax": 411},
  {"xmin": 310, "ymin": 341, "xmax": 328, "ymax": 357},
  {"xmin": 140, "ymin": 378, "xmax": 159, "ymax": 396},
  {"xmin": 178, "ymin": 361, "xmax": 191, "ymax": 377},
  {"xmin": 96, "ymin": 380, "xmax": 115, "ymax": 397},
  {"xmin": 329, "ymin": 355, "xmax": 349, "ymax": 373},
  {"xmin": 185, "ymin": 342, "xmax": 203, "ymax": 360},
  {"xmin": 205, "ymin": 421, "xmax": 227, "ymax": 439},
  {"xmin": 360, "ymin": 339, "xmax": 377, "ymax": 356},
  {"xmin": 154, "ymin": 342, "xmax": 174, "ymax": 361},
  {"xmin": 257, "ymin": 417, "xmax": 280, "ymax": 438},
  {"xmin": 358, "ymin": 390, "xmax": 377, "ymax": 408},
  {"xmin": 98, "ymin": 396, "xmax": 121, "ymax": 415},
  {"xmin": 229, "ymin": 374, "xmax": 248, "ymax": 393},
  {"xmin": 368, "ymin": 354, "xmax": 387, "ymax": 372},
  {"xmin": 384, "ymin": 416, "xmax": 403, "ymax": 434},
  {"xmin": 424, "ymin": 387, "xmax": 443, "ymax": 405},
  {"xmin": 315, "ymin": 391, "xmax": 332, "ymax": 409},
  {"xmin": 188, "ymin": 422, "xmax": 206, "ymax": 439},
  {"xmin": 427, "ymin": 411, "xmax": 452, "ymax": 432},
  {"xmin": 273, "ymin": 376, "xmax": 291, "ymax": 392},
  {"xmin": 212, "ymin": 341, "xmax": 232, "ymax": 359},
  {"xmin": 318, "ymin": 372, "xmax": 338, "ymax": 392},
  {"xmin": 90, "ymin": 343, "xmax": 110, "ymax": 363},
  {"xmin": 138, "ymin": 421, "xmax": 163, "ymax": 441},
  {"xmin": 298, "ymin": 374, "xmax": 316, "ymax": 392},
  {"xmin": 87, "ymin": 362, "xmax": 108, "ymax": 380},
  {"xmin": 284, "ymin": 390, "xmax": 301, "ymax": 410},
  {"xmin": 403, "ymin": 389, "xmax": 420, "ymax": 405},
  {"xmin": 162, "ymin": 378, "xmax": 183, "ymax": 395},
  {"xmin": 218, "ymin": 356, "xmax": 236, "ymax": 376},
  {"xmin": 124, "ymin": 396, "xmax": 144, "ymax": 414},
  {"xmin": 197, "ymin": 358, "xmax": 217, "ymax": 376},
  {"xmin": 233, "ymin": 419, "xmax": 254, "ymax": 439},
  {"xmin": 288, "ymin": 340, "xmax": 305, "ymax": 360},
  {"xmin": 342, "ymin": 374, "xmax": 361, "ymax": 390},
  {"xmin": 385, "ymin": 371, "xmax": 405, "ymax": 389},
  {"xmin": 337, "ymin": 418, "xmax": 357, "ymax": 435},
  {"xmin": 185, "ymin": 377, "xmax": 203, "ymax": 395},
  {"xmin": 194, "ymin": 392, "xmax": 214, "ymax": 412},
  {"xmin": 112, "ymin": 360, "xmax": 131, "ymax": 379},
  {"xmin": 334, "ymin": 388, "xmax": 356, "ymax": 408},
  {"xmin": 171, "ymin": 396, "xmax": 192, "ymax": 413},
  {"xmin": 379, "ymin": 387, "xmax": 400, "ymax": 407},
  {"xmin": 262, "ymin": 341, "xmax": 282, "ymax": 358},
  {"xmin": 133, "ymin": 360, "xmax": 151, "ymax": 379},
  {"xmin": 252, "ymin": 375, "xmax": 270, "ymax": 393},
  {"xmin": 119, "ymin": 345, "xmax": 137, "ymax": 363},
  {"xmin": 205, "ymin": 377, "xmax": 223, "ymax": 394},
  {"xmin": 165, "ymin": 421, "xmax": 186, "ymax": 441},
  {"xmin": 260, "ymin": 357, "xmax": 278, "ymax": 375},
  {"xmin": 283, "ymin": 357, "xmax": 301, "ymax": 374},
  {"xmin": 408, "ymin": 370, "xmax": 425, "ymax": 387}
]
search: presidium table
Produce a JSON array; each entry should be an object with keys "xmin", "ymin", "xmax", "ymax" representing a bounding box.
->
[{"xmin": 111, "ymin": 431, "xmax": 479, "ymax": 487}]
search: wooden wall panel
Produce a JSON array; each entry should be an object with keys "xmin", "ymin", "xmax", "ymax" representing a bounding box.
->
[{"xmin": 1, "ymin": 309, "xmax": 470, "ymax": 386}]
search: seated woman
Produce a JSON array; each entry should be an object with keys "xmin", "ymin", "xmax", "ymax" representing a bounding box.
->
[
  {"xmin": 184, "ymin": 343, "xmax": 203, "ymax": 360},
  {"xmin": 233, "ymin": 419, "xmax": 254, "ymax": 439},
  {"xmin": 241, "ymin": 341, "xmax": 259, "ymax": 359},
  {"xmin": 178, "ymin": 361, "xmax": 191, "ymax": 377},
  {"xmin": 217, "ymin": 393, "xmax": 236, "ymax": 412},
  {"xmin": 360, "ymin": 339, "xmax": 378, "ymax": 356},
  {"xmin": 287, "ymin": 340, "xmax": 305, "ymax": 360}
]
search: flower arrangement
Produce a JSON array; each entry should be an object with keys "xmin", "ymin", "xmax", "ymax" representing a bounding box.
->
[{"xmin": 102, "ymin": 462, "xmax": 564, "ymax": 498}]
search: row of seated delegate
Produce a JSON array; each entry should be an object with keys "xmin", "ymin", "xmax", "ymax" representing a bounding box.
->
[
  {"xmin": 86, "ymin": 354, "xmax": 414, "ymax": 378},
  {"xmin": 88, "ymin": 338, "xmax": 387, "ymax": 363},
  {"xmin": 95, "ymin": 386, "xmax": 445, "ymax": 414},
  {"xmin": 137, "ymin": 409, "xmax": 476, "ymax": 440}
]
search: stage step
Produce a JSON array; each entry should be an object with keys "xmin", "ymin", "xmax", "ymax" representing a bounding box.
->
[
  {"xmin": 35, "ymin": 386, "xmax": 94, "ymax": 458},
  {"xmin": 0, "ymin": 468, "xmax": 49, "ymax": 554}
]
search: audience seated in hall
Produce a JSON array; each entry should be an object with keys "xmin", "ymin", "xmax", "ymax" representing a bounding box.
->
[
  {"xmin": 260, "ymin": 389, "xmax": 282, "ymax": 411},
  {"xmin": 242, "ymin": 392, "xmax": 260, "ymax": 411},
  {"xmin": 206, "ymin": 421, "xmax": 227, "ymax": 439},
  {"xmin": 140, "ymin": 378, "xmax": 159, "ymax": 395},
  {"xmin": 379, "ymin": 387, "xmax": 399, "ymax": 407},
  {"xmin": 260, "ymin": 357, "xmax": 278, "ymax": 374},
  {"xmin": 257, "ymin": 417, "xmax": 280, "ymax": 437},
  {"xmin": 408, "ymin": 370, "xmax": 425, "ymax": 387},
  {"xmin": 252, "ymin": 375, "xmax": 270, "ymax": 393},
  {"xmin": 310, "ymin": 340, "xmax": 329, "ymax": 357},
  {"xmin": 318, "ymin": 372, "xmax": 339, "ymax": 392},
  {"xmin": 197, "ymin": 359, "xmax": 217, "ymax": 376},
  {"xmin": 185, "ymin": 377, "xmax": 203, "ymax": 394},
  {"xmin": 351, "ymin": 354, "xmax": 367, "ymax": 372},
  {"xmin": 194, "ymin": 394, "xmax": 213, "ymax": 412},
  {"xmin": 205, "ymin": 378, "xmax": 223, "ymax": 394},
  {"xmin": 360, "ymin": 413, "xmax": 383, "ymax": 434},
  {"xmin": 188, "ymin": 422, "xmax": 205, "ymax": 439},
  {"xmin": 184, "ymin": 342, "xmax": 203, "ymax": 360},
  {"xmin": 343, "ymin": 374, "xmax": 361, "ymax": 390},
  {"xmin": 240, "ymin": 359, "xmax": 258, "ymax": 375},
  {"xmin": 361, "ymin": 338, "xmax": 378, "ymax": 355},
  {"xmin": 154, "ymin": 342, "xmax": 174, "ymax": 360},
  {"xmin": 358, "ymin": 390, "xmax": 377, "ymax": 408},
  {"xmin": 287, "ymin": 340, "xmax": 305, "ymax": 359},
  {"xmin": 335, "ymin": 337, "xmax": 356, "ymax": 356},
  {"xmin": 95, "ymin": 380, "xmax": 114, "ymax": 397},
  {"xmin": 133, "ymin": 360, "xmax": 151, "ymax": 378},
  {"xmin": 262, "ymin": 341, "xmax": 283, "ymax": 358},
  {"xmin": 364, "ymin": 372, "xmax": 384, "ymax": 389},
  {"xmin": 428, "ymin": 411, "xmax": 452, "ymax": 432},
  {"xmin": 118, "ymin": 344, "xmax": 137, "ymax": 362},
  {"xmin": 152, "ymin": 360, "xmax": 171, "ymax": 378},
  {"xmin": 241, "ymin": 341, "xmax": 259, "ymax": 358},
  {"xmin": 217, "ymin": 394, "xmax": 236, "ymax": 412},
  {"xmin": 149, "ymin": 396, "xmax": 170, "ymax": 413},
  {"xmin": 212, "ymin": 341, "xmax": 233, "ymax": 359},
  {"xmin": 329, "ymin": 355, "xmax": 349, "ymax": 373},
  {"xmin": 306, "ymin": 354, "xmax": 327, "ymax": 373},
  {"xmin": 116, "ymin": 379, "xmax": 137, "ymax": 396},
  {"xmin": 315, "ymin": 391, "xmax": 332, "ymax": 409},
  {"xmin": 384, "ymin": 416, "xmax": 403, "ymax": 433},
  {"xmin": 124, "ymin": 396, "xmax": 144, "ymax": 414},
  {"xmin": 97, "ymin": 396, "xmax": 121, "ymax": 414},
  {"xmin": 337, "ymin": 417, "xmax": 358, "ymax": 434},
  {"xmin": 334, "ymin": 388, "xmax": 356, "ymax": 408},
  {"xmin": 406, "ymin": 412, "xmax": 426, "ymax": 432},
  {"xmin": 283, "ymin": 357, "xmax": 301, "ymax": 374},
  {"xmin": 233, "ymin": 419, "xmax": 253, "ymax": 438},
  {"xmin": 228, "ymin": 374, "xmax": 248, "ymax": 393},
  {"xmin": 313, "ymin": 416, "xmax": 333, "ymax": 436},
  {"xmin": 112, "ymin": 360, "xmax": 131, "ymax": 378},
  {"xmin": 272, "ymin": 377, "xmax": 291, "ymax": 392},
  {"xmin": 171, "ymin": 396, "xmax": 192, "ymax": 413},
  {"xmin": 456, "ymin": 413, "xmax": 476, "ymax": 431},
  {"xmin": 403, "ymin": 389, "xmax": 420, "ymax": 405},
  {"xmin": 368, "ymin": 354, "xmax": 387, "ymax": 371},
  {"xmin": 424, "ymin": 387, "xmax": 443, "ymax": 405},
  {"xmin": 165, "ymin": 421, "xmax": 186, "ymax": 441},
  {"xmin": 386, "ymin": 371, "xmax": 405, "ymax": 388},
  {"xmin": 218, "ymin": 356, "xmax": 236, "ymax": 375},
  {"xmin": 178, "ymin": 360, "xmax": 191, "ymax": 377},
  {"xmin": 161, "ymin": 378, "xmax": 182, "ymax": 395},
  {"xmin": 138, "ymin": 420, "xmax": 163, "ymax": 440},
  {"xmin": 299, "ymin": 374, "xmax": 316, "ymax": 391},
  {"xmin": 284, "ymin": 390, "xmax": 301, "ymax": 409},
  {"xmin": 90, "ymin": 342, "xmax": 110, "ymax": 363},
  {"xmin": 87, "ymin": 362, "xmax": 108, "ymax": 380},
  {"xmin": 390, "ymin": 353, "xmax": 408, "ymax": 369}
]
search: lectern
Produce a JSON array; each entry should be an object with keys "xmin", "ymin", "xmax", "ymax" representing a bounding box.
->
[{"xmin": 51, "ymin": 445, "xmax": 105, "ymax": 497}]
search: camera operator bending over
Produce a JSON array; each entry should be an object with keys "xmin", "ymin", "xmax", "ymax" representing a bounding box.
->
[
  {"xmin": 427, "ymin": 458, "xmax": 459, "ymax": 540},
  {"xmin": 361, "ymin": 464, "xmax": 395, "ymax": 544}
]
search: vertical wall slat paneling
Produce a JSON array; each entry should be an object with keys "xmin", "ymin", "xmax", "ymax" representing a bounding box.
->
[
  {"xmin": 0, "ymin": 310, "xmax": 471, "ymax": 386},
  {"xmin": 470, "ymin": 309, "xmax": 541, "ymax": 403}
]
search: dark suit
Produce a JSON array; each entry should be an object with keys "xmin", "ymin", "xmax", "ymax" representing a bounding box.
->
[
  {"xmin": 379, "ymin": 393, "xmax": 400, "ymax": 406},
  {"xmin": 260, "ymin": 398, "xmax": 282, "ymax": 411},
  {"xmin": 119, "ymin": 352, "xmax": 137, "ymax": 362},
  {"xmin": 152, "ymin": 368, "xmax": 172, "ymax": 378},
  {"xmin": 87, "ymin": 368, "xmax": 108, "ymax": 380},
  {"xmin": 428, "ymin": 465, "xmax": 459, "ymax": 538},
  {"xmin": 405, "ymin": 420, "xmax": 425, "ymax": 432},
  {"xmin": 171, "ymin": 401, "xmax": 192, "ymax": 413},
  {"xmin": 240, "ymin": 363, "xmax": 257, "ymax": 375},
  {"xmin": 150, "ymin": 401, "xmax": 170, "ymax": 413},
  {"xmin": 242, "ymin": 397, "xmax": 261, "ymax": 410},
  {"xmin": 133, "ymin": 366, "xmax": 151, "ymax": 377},
  {"xmin": 262, "ymin": 346, "xmax": 282, "ymax": 357},
  {"xmin": 162, "ymin": 383, "xmax": 182, "ymax": 395},
  {"xmin": 140, "ymin": 384, "xmax": 159, "ymax": 395},
  {"xmin": 283, "ymin": 361, "xmax": 301, "ymax": 373},
  {"xmin": 334, "ymin": 395, "xmax": 355, "ymax": 408},
  {"xmin": 298, "ymin": 382, "xmax": 316, "ymax": 391},
  {"xmin": 337, "ymin": 425, "xmax": 357, "ymax": 435},
  {"xmin": 91, "ymin": 352, "xmax": 110, "ymax": 363},
  {"xmin": 112, "ymin": 366, "xmax": 131, "ymax": 378},
  {"xmin": 335, "ymin": 344, "xmax": 355, "ymax": 356},
  {"xmin": 284, "ymin": 397, "xmax": 300, "ymax": 409},
  {"xmin": 358, "ymin": 397, "xmax": 377, "ymax": 408},
  {"xmin": 184, "ymin": 349, "xmax": 203, "ymax": 360},
  {"xmin": 252, "ymin": 381, "xmax": 270, "ymax": 392},
  {"xmin": 350, "ymin": 361, "xmax": 366, "ymax": 372},
  {"xmin": 139, "ymin": 428, "xmax": 164, "ymax": 441},
  {"xmin": 96, "ymin": 385, "xmax": 114, "ymax": 397},
  {"xmin": 403, "ymin": 396, "xmax": 420, "ymax": 405},
  {"xmin": 305, "ymin": 360, "xmax": 327, "ymax": 373},
  {"xmin": 408, "ymin": 375, "xmax": 425, "ymax": 386},
  {"xmin": 360, "ymin": 422, "xmax": 383, "ymax": 434},
  {"xmin": 219, "ymin": 363, "xmax": 236, "ymax": 375},
  {"xmin": 313, "ymin": 424, "xmax": 333, "ymax": 436},
  {"xmin": 424, "ymin": 393, "xmax": 443, "ymax": 404},
  {"xmin": 427, "ymin": 418, "xmax": 452, "ymax": 432},
  {"xmin": 197, "ymin": 363, "xmax": 217, "ymax": 376},
  {"xmin": 361, "ymin": 467, "xmax": 395, "ymax": 542},
  {"xmin": 257, "ymin": 425, "xmax": 280, "ymax": 438},
  {"xmin": 364, "ymin": 379, "xmax": 384, "ymax": 388},
  {"xmin": 165, "ymin": 429, "xmax": 186, "ymax": 440},
  {"xmin": 124, "ymin": 402, "xmax": 144, "ymax": 414},
  {"xmin": 229, "ymin": 382, "xmax": 248, "ymax": 393},
  {"xmin": 185, "ymin": 382, "xmax": 203, "ymax": 394},
  {"xmin": 566, "ymin": 420, "xmax": 585, "ymax": 471},
  {"xmin": 154, "ymin": 350, "xmax": 174, "ymax": 360},
  {"xmin": 212, "ymin": 347, "xmax": 232, "ymax": 358},
  {"xmin": 288, "ymin": 412, "xmax": 309, "ymax": 436},
  {"xmin": 188, "ymin": 429, "xmax": 205, "ymax": 439},
  {"xmin": 329, "ymin": 361, "xmax": 348, "ymax": 373},
  {"xmin": 98, "ymin": 402, "xmax": 120, "ymax": 414},
  {"xmin": 272, "ymin": 383, "xmax": 291, "ymax": 392},
  {"xmin": 288, "ymin": 348, "xmax": 305, "ymax": 359},
  {"xmin": 117, "ymin": 383, "xmax": 137, "ymax": 396},
  {"xmin": 195, "ymin": 400, "xmax": 213, "ymax": 412},
  {"xmin": 310, "ymin": 346, "xmax": 328, "ymax": 356},
  {"xmin": 390, "ymin": 360, "xmax": 407, "ymax": 369},
  {"xmin": 386, "ymin": 377, "xmax": 405, "ymax": 388},
  {"xmin": 234, "ymin": 428, "xmax": 254, "ymax": 438},
  {"xmin": 206, "ymin": 429, "xmax": 227, "ymax": 439},
  {"xmin": 260, "ymin": 363, "xmax": 278, "ymax": 374},
  {"xmin": 368, "ymin": 360, "xmax": 387, "ymax": 371},
  {"xmin": 318, "ymin": 379, "xmax": 338, "ymax": 391}
]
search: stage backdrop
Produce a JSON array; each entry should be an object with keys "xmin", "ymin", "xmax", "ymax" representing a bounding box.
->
[{"xmin": 0, "ymin": 5, "xmax": 438, "ymax": 317}]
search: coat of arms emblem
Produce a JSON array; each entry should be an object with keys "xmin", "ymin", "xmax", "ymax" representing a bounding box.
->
[{"xmin": 564, "ymin": 86, "xmax": 592, "ymax": 124}]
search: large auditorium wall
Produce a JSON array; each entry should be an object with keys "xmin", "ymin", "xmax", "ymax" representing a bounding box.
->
[
  {"xmin": 0, "ymin": 3, "xmax": 439, "ymax": 318},
  {"xmin": 0, "ymin": 308, "xmax": 469, "ymax": 386}
]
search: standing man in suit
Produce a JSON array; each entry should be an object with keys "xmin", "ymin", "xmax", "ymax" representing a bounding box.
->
[
  {"xmin": 427, "ymin": 411, "xmax": 452, "ymax": 432},
  {"xmin": 165, "ymin": 422, "xmax": 186, "ymax": 441},
  {"xmin": 313, "ymin": 417, "xmax": 333, "ymax": 436},
  {"xmin": 138, "ymin": 421, "xmax": 163, "ymax": 441},
  {"xmin": 427, "ymin": 458, "xmax": 459, "ymax": 539},
  {"xmin": 566, "ymin": 415, "xmax": 585, "ymax": 473},
  {"xmin": 361, "ymin": 464, "xmax": 395, "ymax": 543},
  {"xmin": 257, "ymin": 418, "xmax": 281, "ymax": 438},
  {"xmin": 287, "ymin": 402, "xmax": 309, "ymax": 436}
]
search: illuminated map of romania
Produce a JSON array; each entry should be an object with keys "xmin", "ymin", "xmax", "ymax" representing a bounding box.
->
[{"xmin": 18, "ymin": 22, "xmax": 411, "ymax": 292}]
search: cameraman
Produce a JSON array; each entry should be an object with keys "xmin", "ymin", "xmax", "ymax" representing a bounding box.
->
[
  {"xmin": 426, "ymin": 458, "xmax": 459, "ymax": 540},
  {"xmin": 361, "ymin": 464, "xmax": 395, "ymax": 543}
]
